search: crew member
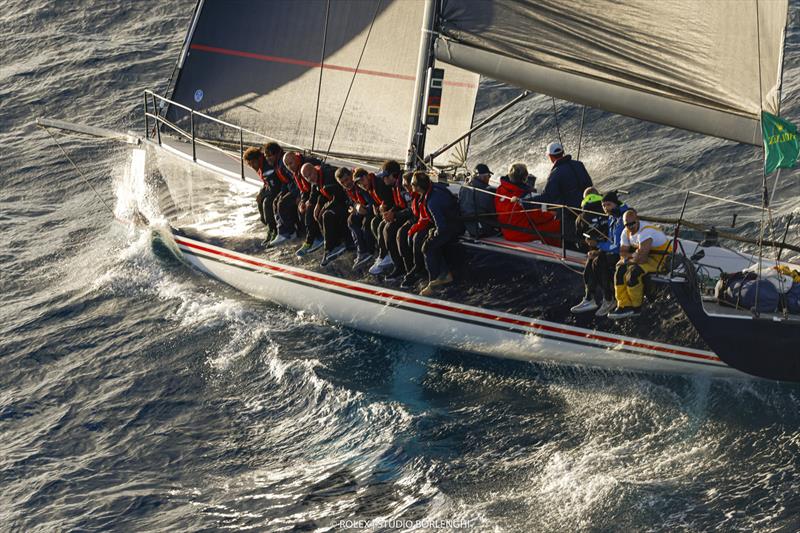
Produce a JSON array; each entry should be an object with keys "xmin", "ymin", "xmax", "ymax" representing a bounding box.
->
[
  {"xmin": 336, "ymin": 167, "xmax": 375, "ymax": 270},
  {"xmin": 459, "ymin": 163, "xmax": 497, "ymax": 238},
  {"xmin": 365, "ymin": 161, "xmax": 403, "ymax": 276},
  {"xmin": 379, "ymin": 165, "xmax": 414, "ymax": 282},
  {"xmin": 296, "ymin": 162, "xmax": 339, "ymax": 258},
  {"xmin": 532, "ymin": 142, "xmax": 593, "ymax": 248},
  {"xmin": 609, "ymin": 209, "xmax": 671, "ymax": 319},
  {"xmin": 575, "ymin": 187, "xmax": 606, "ymax": 252},
  {"xmin": 415, "ymin": 172, "xmax": 464, "ymax": 296},
  {"xmin": 264, "ymin": 142, "xmax": 300, "ymax": 245},
  {"xmin": 355, "ymin": 167, "xmax": 394, "ymax": 266},
  {"xmin": 494, "ymin": 163, "xmax": 560, "ymax": 245},
  {"xmin": 571, "ymin": 191, "xmax": 629, "ymax": 317},
  {"xmin": 243, "ymin": 146, "xmax": 279, "ymax": 245},
  {"xmin": 399, "ymin": 170, "xmax": 432, "ymax": 289}
]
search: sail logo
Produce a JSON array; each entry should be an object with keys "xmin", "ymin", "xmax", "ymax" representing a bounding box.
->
[{"xmin": 194, "ymin": 89, "xmax": 204, "ymax": 103}]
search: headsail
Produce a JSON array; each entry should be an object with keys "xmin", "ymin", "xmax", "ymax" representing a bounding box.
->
[
  {"xmin": 436, "ymin": 0, "xmax": 789, "ymax": 146},
  {"xmin": 167, "ymin": 0, "xmax": 478, "ymax": 163}
]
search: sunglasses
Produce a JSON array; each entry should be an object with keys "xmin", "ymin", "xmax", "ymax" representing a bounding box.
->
[{"xmin": 625, "ymin": 221, "xmax": 638, "ymax": 228}]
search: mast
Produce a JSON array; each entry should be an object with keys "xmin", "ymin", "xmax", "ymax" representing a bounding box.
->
[{"xmin": 406, "ymin": 0, "xmax": 437, "ymax": 169}]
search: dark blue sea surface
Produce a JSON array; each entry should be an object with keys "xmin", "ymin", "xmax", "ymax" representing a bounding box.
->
[{"xmin": 3, "ymin": 1, "xmax": 800, "ymax": 531}]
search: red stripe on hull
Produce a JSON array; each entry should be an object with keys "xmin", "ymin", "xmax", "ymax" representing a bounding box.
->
[{"xmin": 174, "ymin": 236, "xmax": 720, "ymax": 364}]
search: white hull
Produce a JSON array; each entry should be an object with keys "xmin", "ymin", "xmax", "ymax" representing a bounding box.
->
[
  {"xmin": 171, "ymin": 233, "xmax": 748, "ymax": 379},
  {"xmin": 146, "ymin": 137, "xmax": 754, "ymax": 379}
]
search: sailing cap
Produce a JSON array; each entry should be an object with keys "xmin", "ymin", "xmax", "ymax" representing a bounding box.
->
[
  {"xmin": 547, "ymin": 142, "xmax": 564, "ymax": 156},
  {"xmin": 474, "ymin": 163, "xmax": 492, "ymax": 176}
]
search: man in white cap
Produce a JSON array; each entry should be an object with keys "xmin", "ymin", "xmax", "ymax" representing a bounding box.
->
[{"xmin": 533, "ymin": 141, "xmax": 593, "ymax": 248}]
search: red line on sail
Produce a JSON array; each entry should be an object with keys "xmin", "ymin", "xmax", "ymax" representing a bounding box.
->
[
  {"xmin": 190, "ymin": 44, "xmax": 477, "ymax": 88},
  {"xmin": 174, "ymin": 237, "xmax": 720, "ymax": 363}
]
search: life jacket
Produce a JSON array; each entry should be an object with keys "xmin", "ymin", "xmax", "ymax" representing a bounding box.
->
[
  {"xmin": 363, "ymin": 173, "xmax": 383, "ymax": 206},
  {"xmin": 408, "ymin": 190, "xmax": 431, "ymax": 236},
  {"xmin": 273, "ymin": 152, "xmax": 291, "ymax": 185},
  {"xmin": 314, "ymin": 165, "xmax": 334, "ymax": 202},
  {"xmin": 346, "ymin": 184, "xmax": 371, "ymax": 207},
  {"xmin": 494, "ymin": 177, "xmax": 560, "ymax": 245},
  {"xmin": 391, "ymin": 180, "xmax": 407, "ymax": 210},
  {"xmin": 288, "ymin": 152, "xmax": 311, "ymax": 195}
]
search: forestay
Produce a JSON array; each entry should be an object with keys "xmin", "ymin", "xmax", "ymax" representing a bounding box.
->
[
  {"xmin": 436, "ymin": 0, "xmax": 789, "ymax": 145},
  {"xmin": 168, "ymin": 0, "xmax": 478, "ymax": 163}
]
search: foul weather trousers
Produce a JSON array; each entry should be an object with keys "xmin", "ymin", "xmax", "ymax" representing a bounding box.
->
[
  {"xmin": 399, "ymin": 224, "xmax": 430, "ymax": 277},
  {"xmin": 275, "ymin": 192, "xmax": 300, "ymax": 237},
  {"xmin": 256, "ymin": 186, "xmax": 279, "ymax": 233},
  {"xmin": 614, "ymin": 255, "xmax": 663, "ymax": 309},
  {"xmin": 348, "ymin": 210, "xmax": 375, "ymax": 256},
  {"xmin": 424, "ymin": 225, "xmax": 462, "ymax": 281},
  {"xmin": 584, "ymin": 252, "xmax": 618, "ymax": 302},
  {"xmin": 321, "ymin": 207, "xmax": 349, "ymax": 252}
]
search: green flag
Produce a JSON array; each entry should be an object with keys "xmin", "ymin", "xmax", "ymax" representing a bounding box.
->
[{"xmin": 761, "ymin": 111, "xmax": 799, "ymax": 175}]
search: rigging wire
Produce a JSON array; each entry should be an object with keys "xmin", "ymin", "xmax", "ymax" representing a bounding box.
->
[
  {"xmin": 38, "ymin": 124, "xmax": 117, "ymax": 218},
  {"xmin": 550, "ymin": 96, "xmax": 563, "ymax": 148},
  {"xmin": 323, "ymin": 0, "xmax": 382, "ymax": 163},
  {"xmin": 311, "ymin": 0, "xmax": 332, "ymax": 152}
]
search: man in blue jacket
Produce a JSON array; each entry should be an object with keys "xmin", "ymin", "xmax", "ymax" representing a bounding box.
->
[
  {"xmin": 413, "ymin": 172, "xmax": 464, "ymax": 296},
  {"xmin": 533, "ymin": 142, "xmax": 593, "ymax": 249},
  {"xmin": 571, "ymin": 191, "xmax": 629, "ymax": 317}
]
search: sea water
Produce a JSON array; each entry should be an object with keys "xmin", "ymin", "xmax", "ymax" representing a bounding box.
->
[{"xmin": 2, "ymin": 1, "xmax": 800, "ymax": 530}]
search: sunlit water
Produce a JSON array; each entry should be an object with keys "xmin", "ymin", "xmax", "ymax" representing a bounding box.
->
[{"xmin": 2, "ymin": 1, "xmax": 800, "ymax": 531}]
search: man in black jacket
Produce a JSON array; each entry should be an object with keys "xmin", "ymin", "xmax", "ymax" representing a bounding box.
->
[
  {"xmin": 298, "ymin": 163, "xmax": 347, "ymax": 264},
  {"xmin": 459, "ymin": 163, "xmax": 498, "ymax": 238},
  {"xmin": 532, "ymin": 142, "xmax": 593, "ymax": 248}
]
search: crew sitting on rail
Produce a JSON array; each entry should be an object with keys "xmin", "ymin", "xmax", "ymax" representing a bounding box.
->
[
  {"xmin": 354, "ymin": 166, "xmax": 394, "ymax": 271},
  {"xmin": 459, "ymin": 163, "xmax": 498, "ymax": 238},
  {"xmin": 415, "ymin": 171, "xmax": 464, "ymax": 296},
  {"xmin": 398, "ymin": 171, "xmax": 433, "ymax": 289},
  {"xmin": 336, "ymin": 167, "xmax": 375, "ymax": 270},
  {"xmin": 367, "ymin": 161, "xmax": 406, "ymax": 277},
  {"xmin": 574, "ymin": 187, "xmax": 607, "ymax": 252},
  {"xmin": 532, "ymin": 142, "xmax": 593, "ymax": 249},
  {"xmin": 297, "ymin": 163, "xmax": 350, "ymax": 267},
  {"xmin": 494, "ymin": 163, "xmax": 560, "ymax": 245},
  {"xmin": 243, "ymin": 145, "xmax": 279, "ymax": 245},
  {"xmin": 296, "ymin": 162, "xmax": 339, "ymax": 259},
  {"xmin": 571, "ymin": 190, "xmax": 630, "ymax": 317},
  {"xmin": 608, "ymin": 209, "xmax": 672, "ymax": 319},
  {"xmin": 264, "ymin": 142, "xmax": 300, "ymax": 245},
  {"xmin": 380, "ymin": 167, "xmax": 415, "ymax": 282},
  {"xmin": 282, "ymin": 151, "xmax": 323, "ymax": 255}
]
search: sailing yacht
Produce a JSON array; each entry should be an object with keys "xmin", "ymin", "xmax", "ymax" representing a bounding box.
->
[{"xmin": 140, "ymin": 0, "xmax": 799, "ymax": 382}]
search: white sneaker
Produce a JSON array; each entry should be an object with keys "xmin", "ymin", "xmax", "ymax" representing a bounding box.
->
[
  {"xmin": 570, "ymin": 297, "xmax": 598, "ymax": 314},
  {"xmin": 269, "ymin": 232, "xmax": 294, "ymax": 246},
  {"xmin": 595, "ymin": 299, "xmax": 615, "ymax": 317},
  {"xmin": 368, "ymin": 255, "xmax": 392, "ymax": 275}
]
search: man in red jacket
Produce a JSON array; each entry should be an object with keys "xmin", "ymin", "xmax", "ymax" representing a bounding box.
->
[{"xmin": 494, "ymin": 163, "xmax": 560, "ymax": 245}]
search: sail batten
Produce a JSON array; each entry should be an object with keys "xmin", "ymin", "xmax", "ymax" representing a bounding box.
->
[{"xmin": 437, "ymin": 0, "xmax": 789, "ymax": 146}]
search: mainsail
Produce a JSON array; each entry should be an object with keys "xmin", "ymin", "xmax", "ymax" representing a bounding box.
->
[
  {"xmin": 436, "ymin": 0, "xmax": 789, "ymax": 146},
  {"xmin": 168, "ymin": 0, "xmax": 478, "ymax": 163}
]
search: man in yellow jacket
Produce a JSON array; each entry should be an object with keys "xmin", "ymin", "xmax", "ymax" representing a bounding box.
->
[{"xmin": 608, "ymin": 209, "xmax": 671, "ymax": 319}]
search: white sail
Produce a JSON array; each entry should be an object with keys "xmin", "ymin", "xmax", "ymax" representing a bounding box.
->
[
  {"xmin": 168, "ymin": 0, "xmax": 478, "ymax": 162},
  {"xmin": 436, "ymin": 0, "xmax": 789, "ymax": 145}
]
